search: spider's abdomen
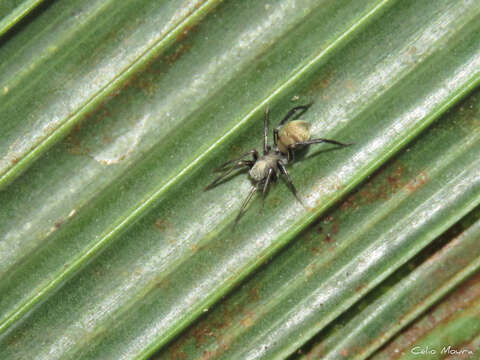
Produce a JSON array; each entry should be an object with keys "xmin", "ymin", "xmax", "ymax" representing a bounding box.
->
[{"xmin": 278, "ymin": 120, "xmax": 311, "ymax": 153}]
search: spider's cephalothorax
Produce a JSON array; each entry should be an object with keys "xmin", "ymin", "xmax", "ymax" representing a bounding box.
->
[{"xmin": 206, "ymin": 103, "xmax": 351, "ymax": 226}]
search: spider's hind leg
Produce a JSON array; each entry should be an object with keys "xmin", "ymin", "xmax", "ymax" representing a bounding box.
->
[
  {"xmin": 234, "ymin": 185, "xmax": 259, "ymax": 227},
  {"xmin": 261, "ymin": 168, "xmax": 275, "ymax": 211},
  {"xmin": 278, "ymin": 161, "xmax": 304, "ymax": 207},
  {"xmin": 291, "ymin": 138, "xmax": 353, "ymax": 148}
]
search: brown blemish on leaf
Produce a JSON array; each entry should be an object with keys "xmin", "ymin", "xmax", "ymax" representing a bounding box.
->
[
  {"xmin": 155, "ymin": 219, "xmax": 166, "ymax": 230},
  {"xmin": 170, "ymin": 336, "xmax": 189, "ymax": 360},
  {"xmin": 155, "ymin": 278, "xmax": 169, "ymax": 289},
  {"xmin": 190, "ymin": 244, "xmax": 200, "ymax": 252},
  {"xmin": 54, "ymin": 219, "xmax": 64, "ymax": 229},
  {"xmin": 341, "ymin": 348, "xmax": 348, "ymax": 357},
  {"xmin": 340, "ymin": 164, "xmax": 406, "ymax": 211},
  {"xmin": 386, "ymin": 165, "xmax": 405, "ymax": 192},
  {"xmin": 324, "ymin": 233, "xmax": 333, "ymax": 243},
  {"xmin": 309, "ymin": 69, "xmax": 335, "ymax": 93},
  {"xmin": 306, "ymin": 264, "xmax": 315, "ymax": 277},
  {"xmin": 248, "ymin": 287, "xmax": 260, "ymax": 302},
  {"xmin": 331, "ymin": 220, "xmax": 339, "ymax": 235},
  {"xmin": 355, "ymin": 283, "xmax": 368, "ymax": 292},
  {"xmin": 406, "ymin": 170, "xmax": 428, "ymax": 193},
  {"xmin": 193, "ymin": 323, "xmax": 215, "ymax": 346},
  {"xmin": 340, "ymin": 194, "xmax": 358, "ymax": 211},
  {"xmin": 358, "ymin": 176, "xmax": 392, "ymax": 202},
  {"xmin": 382, "ymin": 273, "xmax": 480, "ymax": 359},
  {"xmin": 240, "ymin": 311, "xmax": 255, "ymax": 328},
  {"xmin": 177, "ymin": 24, "xmax": 198, "ymax": 42},
  {"xmin": 165, "ymin": 44, "xmax": 192, "ymax": 65},
  {"xmin": 155, "ymin": 218, "xmax": 173, "ymax": 231}
]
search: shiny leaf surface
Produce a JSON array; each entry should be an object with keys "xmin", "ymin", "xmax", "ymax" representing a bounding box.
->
[
  {"xmin": 156, "ymin": 88, "xmax": 480, "ymax": 360},
  {"xmin": 0, "ymin": 0, "xmax": 479, "ymax": 359}
]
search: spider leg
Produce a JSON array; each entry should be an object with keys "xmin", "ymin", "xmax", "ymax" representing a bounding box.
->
[
  {"xmin": 264, "ymin": 106, "xmax": 270, "ymax": 154},
  {"xmin": 290, "ymin": 138, "xmax": 353, "ymax": 148},
  {"xmin": 278, "ymin": 103, "xmax": 313, "ymax": 126},
  {"xmin": 286, "ymin": 147, "xmax": 295, "ymax": 163},
  {"xmin": 278, "ymin": 161, "xmax": 304, "ymax": 206},
  {"xmin": 261, "ymin": 168, "xmax": 274, "ymax": 211},
  {"xmin": 263, "ymin": 105, "xmax": 270, "ymax": 155},
  {"xmin": 215, "ymin": 149, "xmax": 259, "ymax": 172},
  {"xmin": 234, "ymin": 185, "xmax": 258, "ymax": 227},
  {"xmin": 205, "ymin": 160, "xmax": 253, "ymax": 190}
]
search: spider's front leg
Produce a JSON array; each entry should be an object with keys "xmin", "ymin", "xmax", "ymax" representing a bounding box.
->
[
  {"xmin": 206, "ymin": 149, "xmax": 259, "ymax": 190},
  {"xmin": 214, "ymin": 149, "xmax": 259, "ymax": 172}
]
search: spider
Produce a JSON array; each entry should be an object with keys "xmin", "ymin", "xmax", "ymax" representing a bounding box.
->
[{"xmin": 206, "ymin": 103, "xmax": 351, "ymax": 225}]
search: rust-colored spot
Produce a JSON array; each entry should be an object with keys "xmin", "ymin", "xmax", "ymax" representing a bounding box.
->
[
  {"xmin": 331, "ymin": 220, "xmax": 339, "ymax": 235},
  {"xmin": 170, "ymin": 341, "xmax": 188, "ymax": 360},
  {"xmin": 311, "ymin": 246, "xmax": 320, "ymax": 253},
  {"xmin": 340, "ymin": 164, "xmax": 407, "ymax": 211},
  {"xmin": 359, "ymin": 183, "xmax": 389, "ymax": 202},
  {"xmin": 240, "ymin": 314, "xmax": 254, "ymax": 328},
  {"xmin": 155, "ymin": 219, "xmax": 165, "ymax": 230},
  {"xmin": 156, "ymin": 279, "xmax": 169, "ymax": 289},
  {"xmin": 355, "ymin": 283, "xmax": 368, "ymax": 292},
  {"xmin": 193, "ymin": 323, "xmax": 214, "ymax": 346},
  {"xmin": 382, "ymin": 273, "xmax": 480, "ymax": 359},
  {"xmin": 54, "ymin": 219, "xmax": 64, "ymax": 229},
  {"xmin": 154, "ymin": 218, "xmax": 173, "ymax": 231},
  {"xmin": 177, "ymin": 24, "xmax": 198, "ymax": 42},
  {"xmin": 248, "ymin": 287, "xmax": 260, "ymax": 302},
  {"xmin": 406, "ymin": 170, "xmax": 428, "ymax": 193},
  {"xmin": 190, "ymin": 244, "xmax": 200, "ymax": 252},
  {"xmin": 11, "ymin": 158, "xmax": 18, "ymax": 164},
  {"xmin": 341, "ymin": 194, "xmax": 358, "ymax": 211},
  {"xmin": 341, "ymin": 348, "xmax": 348, "ymax": 357},
  {"xmin": 213, "ymin": 305, "xmax": 236, "ymax": 330},
  {"xmin": 165, "ymin": 44, "xmax": 192, "ymax": 65},
  {"xmin": 324, "ymin": 233, "xmax": 333, "ymax": 243},
  {"xmin": 324, "ymin": 215, "xmax": 334, "ymax": 223},
  {"xmin": 386, "ymin": 165, "xmax": 405, "ymax": 193},
  {"xmin": 309, "ymin": 69, "xmax": 335, "ymax": 92}
]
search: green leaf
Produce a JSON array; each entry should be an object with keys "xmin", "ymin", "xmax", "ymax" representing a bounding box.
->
[
  {"xmin": 0, "ymin": 0, "xmax": 46, "ymax": 37},
  {"xmin": 155, "ymin": 90, "xmax": 480, "ymax": 360},
  {"xmin": 370, "ymin": 265, "xmax": 480, "ymax": 360},
  {"xmin": 0, "ymin": 0, "xmax": 221, "ymax": 188},
  {"xmin": 295, "ymin": 208, "xmax": 480, "ymax": 360},
  {"xmin": 1, "ymin": 0, "xmax": 479, "ymax": 359}
]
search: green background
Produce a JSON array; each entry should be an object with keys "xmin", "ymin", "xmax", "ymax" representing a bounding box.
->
[{"xmin": 0, "ymin": 0, "xmax": 479, "ymax": 359}]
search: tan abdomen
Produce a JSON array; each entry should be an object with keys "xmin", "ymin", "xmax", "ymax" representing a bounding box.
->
[{"xmin": 278, "ymin": 120, "xmax": 311, "ymax": 153}]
